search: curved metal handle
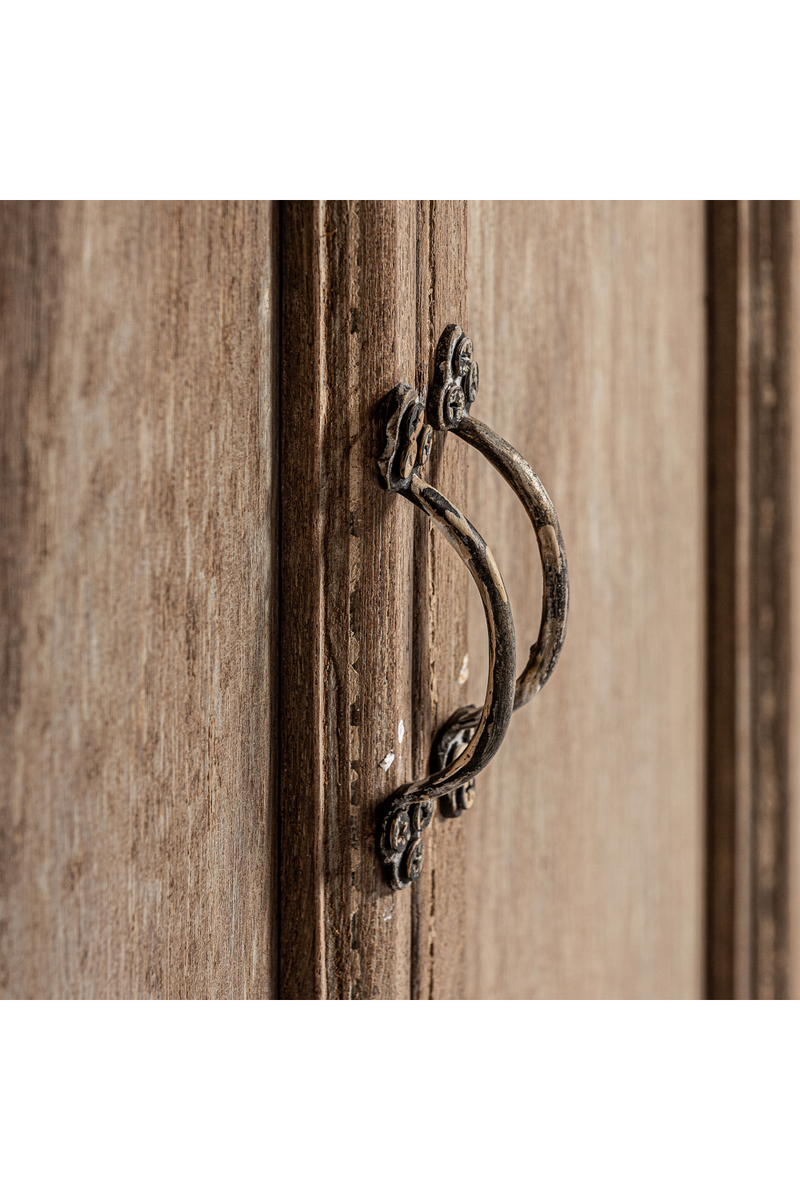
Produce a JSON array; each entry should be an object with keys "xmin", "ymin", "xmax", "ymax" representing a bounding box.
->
[
  {"xmin": 375, "ymin": 327, "xmax": 569, "ymax": 889},
  {"xmin": 377, "ymin": 384, "xmax": 516, "ymax": 889},
  {"xmin": 428, "ymin": 325, "xmax": 570, "ymax": 817}
]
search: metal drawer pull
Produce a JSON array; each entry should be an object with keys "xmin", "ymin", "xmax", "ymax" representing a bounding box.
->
[
  {"xmin": 376, "ymin": 327, "xmax": 569, "ymax": 889},
  {"xmin": 377, "ymin": 383, "xmax": 516, "ymax": 889},
  {"xmin": 428, "ymin": 326, "xmax": 570, "ymax": 818}
]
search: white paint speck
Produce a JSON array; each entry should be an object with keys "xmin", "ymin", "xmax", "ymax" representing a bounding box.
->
[
  {"xmin": 378, "ymin": 751, "xmax": 395, "ymax": 772},
  {"xmin": 458, "ymin": 654, "xmax": 469, "ymax": 686},
  {"xmin": 397, "ymin": 719, "xmax": 405, "ymax": 744}
]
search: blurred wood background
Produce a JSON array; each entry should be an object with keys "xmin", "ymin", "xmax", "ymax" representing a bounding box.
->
[{"xmin": 464, "ymin": 202, "xmax": 705, "ymax": 998}]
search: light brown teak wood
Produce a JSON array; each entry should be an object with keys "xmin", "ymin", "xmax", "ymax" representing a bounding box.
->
[
  {"xmin": 464, "ymin": 202, "xmax": 706, "ymax": 998},
  {"xmin": 0, "ymin": 202, "xmax": 279, "ymax": 999}
]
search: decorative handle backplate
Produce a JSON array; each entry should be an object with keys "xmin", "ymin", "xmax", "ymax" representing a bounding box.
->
[{"xmin": 377, "ymin": 326, "xmax": 569, "ymax": 889}]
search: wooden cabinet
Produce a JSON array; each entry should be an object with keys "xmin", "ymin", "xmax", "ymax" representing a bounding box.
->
[{"xmin": 2, "ymin": 201, "xmax": 798, "ymax": 998}]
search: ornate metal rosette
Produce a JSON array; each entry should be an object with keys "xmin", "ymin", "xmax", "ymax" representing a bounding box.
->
[
  {"xmin": 378, "ymin": 798, "xmax": 435, "ymax": 890},
  {"xmin": 427, "ymin": 324, "xmax": 479, "ymax": 431},
  {"xmin": 430, "ymin": 705, "xmax": 480, "ymax": 819},
  {"xmin": 377, "ymin": 383, "xmax": 433, "ymax": 493}
]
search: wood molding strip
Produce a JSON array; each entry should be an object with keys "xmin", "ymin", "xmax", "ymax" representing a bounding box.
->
[
  {"xmin": 279, "ymin": 201, "xmax": 469, "ymax": 999},
  {"xmin": 706, "ymin": 200, "xmax": 794, "ymax": 998}
]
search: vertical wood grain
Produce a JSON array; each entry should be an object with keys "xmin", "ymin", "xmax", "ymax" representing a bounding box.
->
[
  {"xmin": 411, "ymin": 201, "xmax": 470, "ymax": 1000},
  {"xmin": 747, "ymin": 202, "xmax": 793, "ymax": 999},
  {"xmin": 789, "ymin": 201, "xmax": 800, "ymax": 1001},
  {"xmin": 279, "ymin": 201, "xmax": 418, "ymax": 998},
  {"xmin": 706, "ymin": 201, "xmax": 796, "ymax": 999},
  {"xmin": 465, "ymin": 202, "xmax": 706, "ymax": 998},
  {"xmin": 0, "ymin": 202, "xmax": 279, "ymax": 998},
  {"xmin": 279, "ymin": 201, "xmax": 469, "ymax": 999},
  {"xmin": 706, "ymin": 200, "xmax": 741, "ymax": 998}
]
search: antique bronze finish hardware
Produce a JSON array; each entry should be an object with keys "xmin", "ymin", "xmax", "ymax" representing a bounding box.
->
[{"xmin": 377, "ymin": 326, "xmax": 569, "ymax": 889}]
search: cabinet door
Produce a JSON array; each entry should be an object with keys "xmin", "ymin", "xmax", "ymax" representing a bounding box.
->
[{"xmin": 3, "ymin": 201, "xmax": 796, "ymax": 999}]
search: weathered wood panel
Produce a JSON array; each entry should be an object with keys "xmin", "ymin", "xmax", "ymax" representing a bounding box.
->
[
  {"xmin": 411, "ymin": 201, "xmax": 470, "ymax": 1001},
  {"xmin": 279, "ymin": 201, "xmax": 470, "ymax": 998},
  {"xmin": 279, "ymin": 201, "xmax": 417, "ymax": 999},
  {"xmin": 0, "ymin": 201, "xmax": 279, "ymax": 998},
  {"xmin": 465, "ymin": 202, "xmax": 705, "ymax": 998}
]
